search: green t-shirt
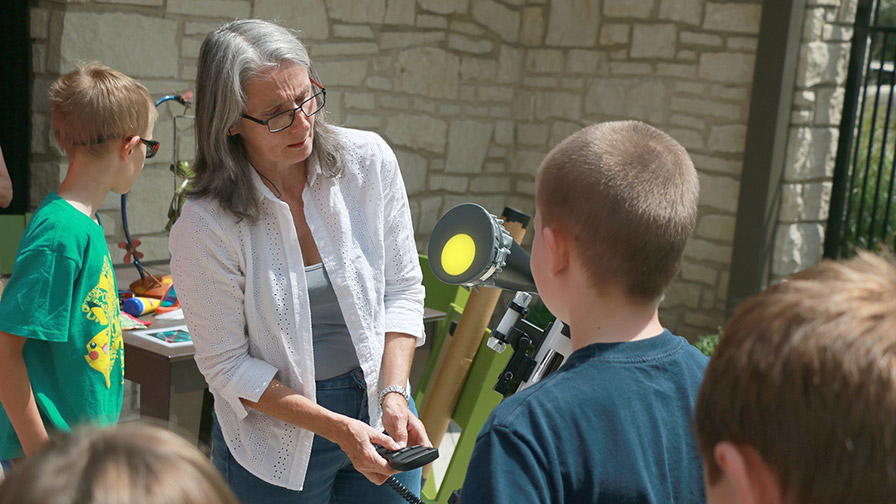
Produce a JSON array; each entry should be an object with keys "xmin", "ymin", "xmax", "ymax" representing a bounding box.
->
[{"xmin": 0, "ymin": 192, "xmax": 124, "ymax": 459}]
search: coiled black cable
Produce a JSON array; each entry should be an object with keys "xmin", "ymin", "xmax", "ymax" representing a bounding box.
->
[{"xmin": 385, "ymin": 475, "xmax": 425, "ymax": 504}]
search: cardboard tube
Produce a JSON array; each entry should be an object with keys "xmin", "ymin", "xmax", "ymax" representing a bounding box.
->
[{"xmin": 420, "ymin": 212, "xmax": 528, "ymax": 477}]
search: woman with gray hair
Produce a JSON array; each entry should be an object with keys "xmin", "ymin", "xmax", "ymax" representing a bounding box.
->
[{"xmin": 168, "ymin": 18, "xmax": 430, "ymax": 503}]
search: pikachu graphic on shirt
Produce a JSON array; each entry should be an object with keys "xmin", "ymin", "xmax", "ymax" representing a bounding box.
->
[{"xmin": 82, "ymin": 258, "xmax": 122, "ymax": 388}]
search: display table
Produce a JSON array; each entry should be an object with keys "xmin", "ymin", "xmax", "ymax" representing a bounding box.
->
[{"xmin": 116, "ymin": 261, "xmax": 445, "ymax": 446}]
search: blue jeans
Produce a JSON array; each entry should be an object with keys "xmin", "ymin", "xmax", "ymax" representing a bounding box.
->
[{"xmin": 212, "ymin": 368, "xmax": 422, "ymax": 504}]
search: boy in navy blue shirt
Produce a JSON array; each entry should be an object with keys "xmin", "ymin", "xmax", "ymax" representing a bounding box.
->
[{"xmin": 462, "ymin": 121, "xmax": 708, "ymax": 503}]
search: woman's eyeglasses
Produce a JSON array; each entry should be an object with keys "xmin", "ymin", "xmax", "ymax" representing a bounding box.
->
[{"xmin": 241, "ymin": 77, "xmax": 327, "ymax": 133}]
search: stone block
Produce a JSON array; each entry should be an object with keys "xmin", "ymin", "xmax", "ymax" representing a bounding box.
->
[
  {"xmin": 678, "ymin": 50, "xmax": 697, "ymax": 61},
  {"xmin": 680, "ymin": 31, "xmax": 722, "ymax": 47},
  {"xmin": 675, "ymin": 81, "xmax": 705, "ymax": 95},
  {"xmin": 385, "ymin": 114, "xmax": 448, "ymax": 153},
  {"xmin": 333, "ymin": 24, "xmax": 375, "ymax": 39},
  {"xmin": 657, "ymin": 63, "xmax": 697, "ymax": 78},
  {"xmin": 254, "ymin": 0, "xmax": 329, "ymax": 39},
  {"xmin": 707, "ymin": 124, "xmax": 747, "ymax": 153},
  {"xmin": 498, "ymin": 45, "xmax": 523, "ymax": 84},
  {"xmin": 659, "ymin": 0, "xmax": 703, "ymax": 25},
  {"xmin": 691, "ymin": 154, "xmax": 743, "ymax": 176},
  {"xmin": 97, "ymin": 0, "xmax": 162, "ymax": 4},
  {"xmin": 664, "ymin": 281, "xmax": 703, "ymax": 308},
  {"xmin": 345, "ymin": 92, "xmax": 376, "ymax": 110},
  {"xmin": 668, "ymin": 128, "xmax": 704, "ymax": 151},
  {"xmin": 670, "ymin": 114, "xmax": 706, "ymax": 130},
  {"xmin": 346, "ymin": 114, "xmax": 383, "ymax": 129},
  {"xmin": 325, "ymin": 0, "xmax": 387, "ymax": 23},
  {"xmin": 469, "ymin": 175, "xmax": 510, "ymax": 193},
  {"xmin": 772, "ymin": 223, "xmax": 824, "ymax": 277},
  {"xmin": 681, "ymin": 260, "xmax": 719, "ymax": 285},
  {"xmin": 429, "ymin": 173, "xmax": 469, "ymax": 193},
  {"xmin": 696, "ymin": 214, "xmax": 736, "ymax": 242},
  {"xmin": 517, "ymin": 123, "xmax": 549, "ymax": 145},
  {"xmin": 181, "ymin": 37, "xmax": 203, "ymax": 61},
  {"xmin": 546, "ymin": 0, "xmax": 600, "ymax": 47},
  {"xmin": 395, "ymin": 47, "xmax": 459, "ymax": 98},
  {"xmin": 416, "ymin": 15, "xmax": 448, "ymax": 29},
  {"xmin": 315, "ymin": 60, "xmax": 368, "ymax": 87},
  {"xmin": 448, "ymin": 34, "xmax": 493, "ymax": 54},
  {"xmin": 521, "ymin": 7, "xmax": 545, "ymax": 46},
  {"xmin": 382, "ymin": 0, "xmax": 415, "ymax": 25},
  {"xmin": 814, "ymin": 87, "xmax": 844, "ymax": 126},
  {"xmin": 703, "ymin": 2, "xmax": 762, "ymax": 34},
  {"xmin": 472, "ymin": 0, "xmax": 520, "ymax": 42},
  {"xmin": 167, "ymin": 0, "xmax": 250, "ymax": 17},
  {"xmin": 599, "ymin": 23, "xmax": 630, "ymax": 46},
  {"xmin": 796, "ymin": 41, "xmax": 848, "ymax": 88},
  {"xmin": 710, "ymin": 85, "xmax": 748, "ymax": 101},
  {"xmin": 698, "ymin": 173, "xmax": 740, "ymax": 213},
  {"xmin": 512, "ymin": 149, "xmax": 548, "ymax": 175},
  {"xmin": 57, "ymin": 12, "xmax": 178, "ymax": 79},
  {"xmin": 610, "ymin": 62, "xmax": 653, "ymax": 75},
  {"xmin": 802, "ymin": 7, "xmax": 826, "ymax": 40},
  {"xmin": 312, "ymin": 43, "xmax": 379, "ymax": 57},
  {"xmin": 586, "ymin": 78, "xmax": 667, "ymax": 123},
  {"xmin": 779, "ymin": 182, "xmax": 831, "ymax": 222},
  {"xmin": 380, "ymin": 32, "xmax": 445, "ymax": 50},
  {"xmin": 566, "ymin": 49, "xmax": 603, "ymax": 74},
  {"xmin": 445, "ymin": 120, "xmax": 494, "ymax": 173},
  {"xmin": 685, "ymin": 238, "xmax": 733, "ymax": 265},
  {"xmin": 783, "ymin": 127, "xmax": 838, "ymax": 181},
  {"xmin": 604, "ymin": 0, "xmax": 653, "ymax": 18},
  {"xmin": 477, "ymin": 85, "xmax": 512, "ymax": 102},
  {"xmin": 495, "ymin": 120, "xmax": 514, "ymax": 145},
  {"xmin": 461, "ymin": 57, "xmax": 498, "ymax": 81},
  {"xmin": 727, "ymin": 37, "xmax": 758, "ymax": 51},
  {"xmin": 418, "ymin": 0, "xmax": 468, "ymax": 15},
  {"xmin": 31, "ymin": 113, "xmax": 49, "ymax": 155},
  {"xmin": 32, "ymin": 43, "xmax": 47, "ymax": 74},
  {"xmin": 698, "ymin": 52, "xmax": 756, "ymax": 83},
  {"xmin": 184, "ymin": 22, "xmax": 221, "ymax": 36},
  {"xmin": 535, "ymin": 91, "xmax": 583, "ymax": 120},
  {"xmin": 526, "ymin": 49, "xmax": 564, "ymax": 73},
  {"xmin": 30, "ymin": 8, "xmax": 49, "ymax": 39},
  {"xmin": 630, "ymin": 24, "xmax": 677, "ymax": 59}
]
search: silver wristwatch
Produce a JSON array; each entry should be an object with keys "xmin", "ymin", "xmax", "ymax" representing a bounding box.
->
[{"xmin": 378, "ymin": 385, "xmax": 410, "ymax": 408}]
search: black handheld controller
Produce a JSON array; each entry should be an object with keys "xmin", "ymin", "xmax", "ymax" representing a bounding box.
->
[{"xmin": 376, "ymin": 444, "xmax": 439, "ymax": 472}]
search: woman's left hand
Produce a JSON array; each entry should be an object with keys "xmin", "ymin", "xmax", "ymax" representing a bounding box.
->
[{"xmin": 381, "ymin": 394, "xmax": 432, "ymax": 448}]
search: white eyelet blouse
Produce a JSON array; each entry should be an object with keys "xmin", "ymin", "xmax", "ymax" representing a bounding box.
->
[{"xmin": 168, "ymin": 126, "xmax": 425, "ymax": 490}]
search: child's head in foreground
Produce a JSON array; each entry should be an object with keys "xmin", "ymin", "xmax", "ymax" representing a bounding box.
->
[
  {"xmin": 534, "ymin": 120, "xmax": 698, "ymax": 304},
  {"xmin": 50, "ymin": 61, "xmax": 157, "ymax": 161},
  {"xmin": 695, "ymin": 251, "xmax": 896, "ymax": 504},
  {"xmin": 0, "ymin": 422, "xmax": 238, "ymax": 504}
]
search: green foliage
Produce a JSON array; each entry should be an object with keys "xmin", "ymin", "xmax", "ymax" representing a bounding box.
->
[
  {"xmin": 841, "ymin": 94, "xmax": 896, "ymax": 256},
  {"xmin": 693, "ymin": 329, "xmax": 722, "ymax": 357}
]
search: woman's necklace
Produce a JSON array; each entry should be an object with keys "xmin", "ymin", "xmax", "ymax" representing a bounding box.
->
[{"xmin": 253, "ymin": 167, "xmax": 282, "ymax": 199}]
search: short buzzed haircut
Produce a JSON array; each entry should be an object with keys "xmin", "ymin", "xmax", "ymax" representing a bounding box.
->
[
  {"xmin": 535, "ymin": 121, "xmax": 698, "ymax": 300},
  {"xmin": 695, "ymin": 251, "xmax": 896, "ymax": 504},
  {"xmin": 49, "ymin": 61, "xmax": 156, "ymax": 156}
]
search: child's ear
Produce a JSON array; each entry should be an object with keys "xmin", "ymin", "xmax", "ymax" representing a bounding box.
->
[
  {"xmin": 714, "ymin": 442, "xmax": 784, "ymax": 504},
  {"xmin": 121, "ymin": 136, "xmax": 141, "ymax": 161},
  {"xmin": 541, "ymin": 225, "xmax": 569, "ymax": 276}
]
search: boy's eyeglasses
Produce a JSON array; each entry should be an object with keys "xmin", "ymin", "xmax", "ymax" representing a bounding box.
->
[
  {"xmin": 139, "ymin": 138, "xmax": 160, "ymax": 159},
  {"xmin": 74, "ymin": 136, "xmax": 160, "ymax": 159},
  {"xmin": 241, "ymin": 77, "xmax": 327, "ymax": 133}
]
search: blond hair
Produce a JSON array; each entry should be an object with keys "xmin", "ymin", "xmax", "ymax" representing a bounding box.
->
[
  {"xmin": 0, "ymin": 423, "xmax": 238, "ymax": 504},
  {"xmin": 536, "ymin": 121, "xmax": 698, "ymax": 300},
  {"xmin": 695, "ymin": 251, "xmax": 896, "ymax": 504},
  {"xmin": 49, "ymin": 61, "xmax": 156, "ymax": 156}
]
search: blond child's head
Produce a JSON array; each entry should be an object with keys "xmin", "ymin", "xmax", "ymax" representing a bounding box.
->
[
  {"xmin": 535, "ymin": 120, "xmax": 698, "ymax": 302},
  {"xmin": 49, "ymin": 61, "xmax": 157, "ymax": 158},
  {"xmin": 695, "ymin": 251, "xmax": 896, "ymax": 504},
  {"xmin": 0, "ymin": 422, "xmax": 238, "ymax": 504}
]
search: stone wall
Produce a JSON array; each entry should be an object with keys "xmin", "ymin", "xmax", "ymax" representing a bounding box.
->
[
  {"xmin": 28, "ymin": 0, "xmax": 854, "ymax": 337},
  {"xmin": 775, "ymin": 0, "xmax": 856, "ymax": 281}
]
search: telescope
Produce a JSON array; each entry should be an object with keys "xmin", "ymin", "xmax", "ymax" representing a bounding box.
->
[{"xmin": 427, "ymin": 203, "xmax": 572, "ymax": 397}]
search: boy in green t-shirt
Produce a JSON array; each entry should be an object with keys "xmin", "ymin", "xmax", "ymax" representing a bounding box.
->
[{"xmin": 0, "ymin": 62, "xmax": 158, "ymax": 459}]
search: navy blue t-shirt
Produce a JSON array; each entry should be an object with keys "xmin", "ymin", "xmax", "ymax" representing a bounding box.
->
[{"xmin": 461, "ymin": 330, "xmax": 709, "ymax": 504}]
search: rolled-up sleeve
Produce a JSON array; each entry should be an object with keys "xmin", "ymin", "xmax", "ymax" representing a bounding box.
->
[
  {"xmin": 169, "ymin": 201, "xmax": 278, "ymax": 419},
  {"xmin": 379, "ymin": 137, "xmax": 425, "ymax": 344}
]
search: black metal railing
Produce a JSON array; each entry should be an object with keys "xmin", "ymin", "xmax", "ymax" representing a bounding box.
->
[{"xmin": 825, "ymin": 0, "xmax": 896, "ymax": 258}]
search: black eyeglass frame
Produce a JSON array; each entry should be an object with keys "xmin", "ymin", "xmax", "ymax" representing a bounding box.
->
[
  {"xmin": 241, "ymin": 77, "xmax": 327, "ymax": 133},
  {"xmin": 74, "ymin": 135, "xmax": 160, "ymax": 159}
]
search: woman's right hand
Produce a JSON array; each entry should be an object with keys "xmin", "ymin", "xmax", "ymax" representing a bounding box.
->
[{"xmin": 334, "ymin": 417, "xmax": 402, "ymax": 485}]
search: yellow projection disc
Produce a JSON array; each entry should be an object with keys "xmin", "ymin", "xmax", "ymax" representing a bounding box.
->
[{"xmin": 441, "ymin": 234, "xmax": 476, "ymax": 276}]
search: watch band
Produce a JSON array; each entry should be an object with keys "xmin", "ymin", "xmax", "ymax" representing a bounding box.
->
[{"xmin": 378, "ymin": 384, "xmax": 410, "ymax": 408}]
